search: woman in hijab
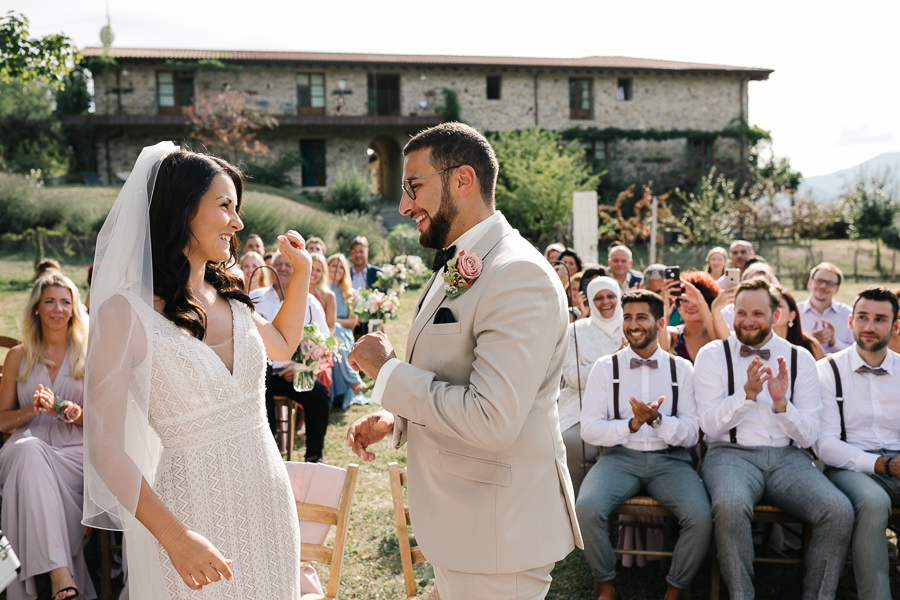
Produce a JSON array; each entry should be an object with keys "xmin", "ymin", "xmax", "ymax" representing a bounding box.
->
[{"xmin": 559, "ymin": 276, "xmax": 623, "ymax": 495}]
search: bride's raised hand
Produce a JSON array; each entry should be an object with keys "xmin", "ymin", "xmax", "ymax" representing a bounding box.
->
[
  {"xmin": 278, "ymin": 230, "xmax": 311, "ymax": 276},
  {"xmin": 162, "ymin": 524, "xmax": 234, "ymax": 590}
]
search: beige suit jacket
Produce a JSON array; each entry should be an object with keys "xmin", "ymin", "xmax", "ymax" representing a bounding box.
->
[{"xmin": 381, "ymin": 214, "xmax": 582, "ymax": 574}]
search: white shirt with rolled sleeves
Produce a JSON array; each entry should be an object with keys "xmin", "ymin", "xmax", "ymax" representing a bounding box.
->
[
  {"xmin": 814, "ymin": 345, "xmax": 900, "ymax": 473},
  {"xmin": 693, "ymin": 334, "xmax": 820, "ymax": 448},
  {"xmin": 250, "ymin": 285, "xmax": 329, "ymax": 370},
  {"xmin": 580, "ymin": 346, "xmax": 698, "ymax": 451},
  {"xmin": 797, "ymin": 299, "xmax": 854, "ymax": 353}
]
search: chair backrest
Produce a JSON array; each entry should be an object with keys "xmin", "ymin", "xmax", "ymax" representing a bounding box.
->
[
  {"xmin": 389, "ymin": 462, "xmax": 429, "ymax": 599},
  {"xmin": 285, "ymin": 461, "xmax": 359, "ymax": 600}
]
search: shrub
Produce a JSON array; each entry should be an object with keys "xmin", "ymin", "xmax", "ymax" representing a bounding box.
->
[
  {"xmin": 328, "ymin": 169, "xmax": 377, "ymax": 214},
  {"xmin": 0, "ymin": 171, "xmax": 43, "ymax": 234},
  {"xmin": 244, "ymin": 151, "xmax": 301, "ymax": 188},
  {"xmin": 386, "ymin": 224, "xmax": 431, "ymax": 263}
]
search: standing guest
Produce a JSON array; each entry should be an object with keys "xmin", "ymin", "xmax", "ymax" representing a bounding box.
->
[
  {"xmin": 644, "ymin": 263, "xmax": 683, "ymax": 327},
  {"xmin": 694, "ymin": 277, "xmax": 853, "ymax": 600},
  {"xmin": 558, "ymin": 248, "xmax": 583, "ymax": 276},
  {"xmin": 559, "ymin": 276, "xmax": 623, "ymax": 494},
  {"xmin": 348, "ymin": 236, "xmax": 383, "ymax": 338},
  {"xmin": 327, "ymin": 253, "xmax": 367, "ymax": 409},
  {"xmin": 577, "ymin": 289, "xmax": 710, "ymax": 600},
  {"xmin": 0, "ymin": 273, "xmax": 93, "ymax": 600},
  {"xmin": 242, "ymin": 233, "xmax": 265, "ymax": 256},
  {"xmin": 715, "ymin": 240, "xmax": 754, "ymax": 290},
  {"xmin": 705, "ymin": 246, "xmax": 728, "ymax": 281},
  {"xmin": 797, "ymin": 262, "xmax": 853, "ymax": 353},
  {"xmin": 346, "ymin": 122, "xmax": 580, "ymax": 600},
  {"xmin": 607, "ymin": 244, "xmax": 642, "ymax": 291},
  {"xmin": 665, "ymin": 271, "xmax": 721, "ymax": 363},
  {"xmin": 306, "ymin": 236, "xmax": 326, "ymax": 257},
  {"xmin": 773, "ymin": 286, "xmax": 825, "ymax": 360},
  {"xmin": 544, "ymin": 242, "xmax": 565, "ymax": 264},
  {"xmin": 239, "ymin": 250, "xmax": 270, "ymax": 292},
  {"xmin": 83, "ymin": 143, "xmax": 312, "ymax": 599},
  {"xmin": 815, "ymin": 286, "xmax": 900, "ymax": 600},
  {"xmin": 252, "ymin": 251, "xmax": 331, "ymax": 462}
]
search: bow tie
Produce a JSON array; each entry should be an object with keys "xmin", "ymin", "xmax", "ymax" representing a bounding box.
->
[
  {"xmin": 856, "ymin": 364, "xmax": 889, "ymax": 376},
  {"xmin": 432, "ymin": 245, "xmax": 457, "ymax": 272},
  {"xmin": 739, "ymin": 345, "xmax": 770, "ymax": 360},
  {"xmin": 630, "ymin": 358, "xmax": 658, "ymax": 369}
]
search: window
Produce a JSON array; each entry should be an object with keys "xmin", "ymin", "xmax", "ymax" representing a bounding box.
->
[
  {"xmin": 367, "ymin": 73, "xmax": 400, "ymax": 116},
  {"xmin": 157, "ymin": 72, "xmax": 194, "ymax": 115},
  {"xmin": 584, "ymin": 139, "xmax": 609, "ymax": 166},
  {"xmin": 689, "ymin": 138, "xmax": 715, "ymax": 171},
  {"xmin": 617, "ymin": 78, "xmax": 633, "ymax": 101},
  {"xmin": 300, "ymin": 139, "xmax": 326, "ymax": 187},
  {"xmin": 569, "ymin": 78, "xmax": 593, "ymax": 120},
  {"xmin": 486, "ymin": 75, "xmax": 501, "ymax": 100},
  {"xmin": 296, "ymin": 73, "xmax": 325, "ymax": 115}
]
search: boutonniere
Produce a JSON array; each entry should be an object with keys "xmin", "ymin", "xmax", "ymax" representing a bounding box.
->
[{"xmin": 443, "ymin": 250, "xmax": 482, "ymax": 297}]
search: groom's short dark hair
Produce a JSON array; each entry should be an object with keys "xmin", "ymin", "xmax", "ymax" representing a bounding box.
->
[{"xmin": 403, "ymin": 122, "xmax": 498, "ymax": 207}]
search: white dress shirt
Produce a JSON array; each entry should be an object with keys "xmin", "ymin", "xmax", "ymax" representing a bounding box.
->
[
  {"xmin": 371, "ymin": 212, "xmax": 502, "ymax": 405},
  {"xmin": 814, "ymin": 345, "xmax": 900, "ymax": 473},
  {"xmin": 250, "ymin": 285, "xmax": 328, "ymax": 370},
  {"xmin": 693, "ymin": 334, "xmax": 820, "ymax": 447},
  {"xmin": 580, "ymin": 346, "xmax": 698, "ymax": 451},
  {"xmin": 797, "ymin": 298, "xmax": 853, "ymax": 353}
]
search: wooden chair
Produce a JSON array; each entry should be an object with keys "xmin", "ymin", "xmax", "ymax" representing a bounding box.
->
[
  {"xmin": 287, "ymin": 461, "xmax": 359, "ymax": 600},
  {"xmin": 609, "ymin": 496, "xmax": 676, "ymax": 561},
  {"xmin": 388, "ymin": 462, "xmax": 439, "ymax": 599},
  {"xmin": 273, "ymin": 395, "xmax": 298, "ymax": 460}
]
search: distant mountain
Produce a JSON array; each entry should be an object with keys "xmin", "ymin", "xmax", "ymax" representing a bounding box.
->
[{"xmin": 799, "ymin": 152, "xmax": 900, "ymax": 204}]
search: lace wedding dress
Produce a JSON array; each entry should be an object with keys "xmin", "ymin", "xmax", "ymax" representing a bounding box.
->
[{"xmin": 131, "ymin": 294, "xmax": 301, "ymax": 599}]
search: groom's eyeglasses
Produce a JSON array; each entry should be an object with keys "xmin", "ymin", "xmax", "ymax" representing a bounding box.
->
[{"xmin": 402, "ymin": 165, "xmax": 462, "ymax": 201}]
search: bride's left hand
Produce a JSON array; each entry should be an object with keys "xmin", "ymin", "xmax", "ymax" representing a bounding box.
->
[{"xmin": 278, "ymin": 230, "xmax": 311, "ymax": 275}]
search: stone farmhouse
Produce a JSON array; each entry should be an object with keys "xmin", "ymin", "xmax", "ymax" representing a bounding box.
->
[{"xmin": 71, "ymin": 47, "xmax": 771, "ymax": 197}]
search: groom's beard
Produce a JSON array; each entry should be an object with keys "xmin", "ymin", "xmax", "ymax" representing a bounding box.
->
[{"xmin": 419, "ymin": 183, "xmax": 458, "ymax": 250}]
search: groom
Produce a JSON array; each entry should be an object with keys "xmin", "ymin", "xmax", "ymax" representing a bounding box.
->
[{"xmin": 347, "ymin": 122, "xmax": 581, "ymax": 600}]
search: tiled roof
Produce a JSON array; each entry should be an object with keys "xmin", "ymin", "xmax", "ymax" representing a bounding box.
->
[{"xmin": 81, "ymin": 47, "xmax": 772, "ymax": 80}]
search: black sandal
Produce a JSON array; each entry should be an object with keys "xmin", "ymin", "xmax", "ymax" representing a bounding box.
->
[{"xmin": 52, "ymin": 586, "xmax": 79, "ymax": 600}]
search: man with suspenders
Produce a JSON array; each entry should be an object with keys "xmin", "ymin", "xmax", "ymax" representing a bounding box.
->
[
  {"xmin": 693, "ymin": 277, "xmax": 852, "ymax": 600},
  {"xmin": 815, "ymin": 286, "xmax": 900, "ymax": 600},
  {"xmin": 576, "ymin": 290, "xmax": 711, "ymax": 600}
]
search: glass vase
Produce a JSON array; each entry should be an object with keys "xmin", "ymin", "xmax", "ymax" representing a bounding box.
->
[
  {"xmin": 369, "ymin": 318, "xmax": 385, "ymax": 333},
  {"xmin": 293, "ymin": 364, "xmax": 315, "ymax": 392}
]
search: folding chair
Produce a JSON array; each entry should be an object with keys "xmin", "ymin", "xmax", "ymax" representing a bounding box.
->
[{"xmin": 389, "ymin": 462, "xmax": 439, "ymax": 599}]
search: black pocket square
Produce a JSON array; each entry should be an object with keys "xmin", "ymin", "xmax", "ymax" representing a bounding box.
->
[{"xmin": 433, "ymin": 307, "xmax": 457, "ymax": 324}]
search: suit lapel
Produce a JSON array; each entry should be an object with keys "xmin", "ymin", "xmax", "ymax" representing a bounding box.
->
[{"xmin": 405, "ymin": 215, "xmax": 514, "ymax": 364}]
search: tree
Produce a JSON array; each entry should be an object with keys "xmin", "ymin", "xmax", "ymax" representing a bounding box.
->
[
  {"xmin": 492, "ymin": 128, "xmax": 601, "ymax": 245},
  {"xmin": 843, "ymin": 167, "xmax": 899, "ymax": 272},
  {"xmin": 0, "ymin": 78, "xmax": 68, "ymax": 176},
  {"xmin": 0, "ymin": 12, "xmax": 80, "ymax": 88},
  {"xmin": 186, "ymin": 90, "xmax": 278, "ymax": 166},
  {"xmin": 598, "ymin": 185, "xmax": 670, "ymax": 247}
]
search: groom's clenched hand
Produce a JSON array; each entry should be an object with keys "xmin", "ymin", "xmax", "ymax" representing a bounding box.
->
[
  {"xmin": 347, "ymin": 409, "xmax": 395, "ymax": 461},
  {"xmin": 348, "ymin": 331, "xmax": 396, "ymax": 380}
]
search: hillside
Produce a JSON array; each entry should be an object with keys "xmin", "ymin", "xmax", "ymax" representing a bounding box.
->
[{"xmin": 799, "ymin": 151, "xmax": 900, "ymax": 203}]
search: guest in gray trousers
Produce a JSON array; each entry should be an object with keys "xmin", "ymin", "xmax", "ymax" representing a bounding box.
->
[
  {"xmin": 576, "ymin": 290, "xmax": 711, "ymax": 600},
  {"xmin": 694, "ymin": 277, "xmax": 853, "ymax": 600}
]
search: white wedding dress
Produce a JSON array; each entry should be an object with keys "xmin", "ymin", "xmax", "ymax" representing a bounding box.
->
[{"xmin": 130, "ymin": 294, "xmax": 301, "ymax": 599}]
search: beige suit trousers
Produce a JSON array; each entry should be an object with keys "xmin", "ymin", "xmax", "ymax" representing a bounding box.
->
[{"xmin": 433, "ymin": 562, "xmax": 555, "ymax": 600}]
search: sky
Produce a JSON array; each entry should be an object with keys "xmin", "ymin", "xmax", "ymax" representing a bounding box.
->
[{"xmin": 10, "ymin": 0, "xmax": 900, "ymax": 179}]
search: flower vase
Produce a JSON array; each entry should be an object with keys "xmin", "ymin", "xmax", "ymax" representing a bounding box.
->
[
  {"xmin": 293, "ymin": 365, "xmax": 315, "ymax": 392},
  {"xmin": 369, "ymin": 318, "xmax": 385, "ymax": 333}
]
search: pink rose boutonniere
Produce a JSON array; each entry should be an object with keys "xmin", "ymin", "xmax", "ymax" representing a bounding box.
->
[{"xmin": 443, "ymin": 250, "xmax": 482, "ymax": 298}]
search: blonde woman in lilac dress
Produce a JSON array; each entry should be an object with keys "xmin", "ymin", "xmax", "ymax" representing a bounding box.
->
[{"xmin": 0, "ymin": 272, "xmax": 94, "ymax": 600}]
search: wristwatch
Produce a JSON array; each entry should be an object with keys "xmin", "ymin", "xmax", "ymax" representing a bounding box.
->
[{"xmin": 649, "ymin": 415, "xmax": 663, "ymax": 429}]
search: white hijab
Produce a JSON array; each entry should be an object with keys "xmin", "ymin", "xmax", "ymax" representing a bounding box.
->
[{"xmin": 587, "ymin": 276, "xmax": 623, "ymax": 340}]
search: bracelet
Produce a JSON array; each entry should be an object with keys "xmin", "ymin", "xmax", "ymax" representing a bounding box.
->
[
  {"xmin": 628, "ymin": 418, "xmax": 641, "ymax": 434},
  {"xmin": 158, "ymin": 519, "xmax": 184, "ymax": 547},
  {"xmin": 886, "ymin": 456, "xmax": 897, "ymax": 477}
]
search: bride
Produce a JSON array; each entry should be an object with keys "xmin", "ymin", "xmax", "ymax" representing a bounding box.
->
[{"xmin": 83, "ymin": 142, "xmax": 311, "ymax": 599}]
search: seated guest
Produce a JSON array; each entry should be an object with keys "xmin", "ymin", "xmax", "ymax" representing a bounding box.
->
[
  {"xmin": 240, "ymin": 250, "xmax": 270, "ymax": 292},
  {"xmin": 242, "ymin": 233, "xmax": 265, "ymax": 256},
  {"xmin": 560, "ymin": 276, "xmax": 623, "ymax": 494},
  {"xmin": 665, "ymin": 271, "xmax": 722, "ymax": 362},
  {"xmin": 694, "ymin": 277, "xmax": 852, "ymax": 600},
  {"xmin": 327, "ymin": 253, "xmax": 366, "ymax": 409},
  {"xmin": 309, "ymin": 252, "xmax": 336, "ymax": 330},
  {"xmin": 306, "ymin": 236, "xmax": 326, "ymax": 257},
  {"xmin": 0, "ymin": 272, "xmax": 94, "ymax": 600},
  {"xmin": 705, "ymin": 246, "xmax": 728, "ymax": 282},
  {"xmin": 558, "ymin": 248, "xmax": 583, "ymax": 276},
  {"xmin": 773, "ymin": 286, "xmax": 825, "ymax": 360},
  {"xmin": 251, "ymin": 251, "xmax": 331, "ymax": 462},
  {"xmin": 798, "ymin": 262, "xmax": 854, "ymax": 353},
  {"xmin": 576, "ymin": 290, "xmax": 710, "ymax": 600},
  {"xmin": 607, "ymin": 244, "xmax": 642, "ymax": 291},
  {"xmin": 714, "ymin": 261, "xmax": 778, "ymax": 337},
  {"xmin": 815, "ymin": 286, "xmax": 900, "ymax": 600},
  {"xmin": 544, "ymin": 242, "xmax": 565, "ymax": 264},
  {"xmin": 890, "ymin": 287, "xmax": 900, "ymax": 353}
]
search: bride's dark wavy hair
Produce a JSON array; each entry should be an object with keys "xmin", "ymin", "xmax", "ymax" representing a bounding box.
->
[{"xmin": 148, "ymin": 150, "xmax": 253, "ymax": 339}]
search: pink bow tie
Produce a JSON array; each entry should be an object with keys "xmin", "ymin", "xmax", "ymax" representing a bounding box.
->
[
  {"xmin": 856, "ymin": 364, "xmax": 888, "ymax": 376},
  {"xmin": 740, "ymin": 345, "xmax": 770, "ymax": 360},
  {"xmin": 630, "ymin": 358, "xmax": 658, "ymax": 369}
]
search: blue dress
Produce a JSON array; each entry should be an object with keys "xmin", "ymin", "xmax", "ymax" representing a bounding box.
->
[{"xmin": 330, "ymin": 286, "xmax": 364, "ymax": 409}]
